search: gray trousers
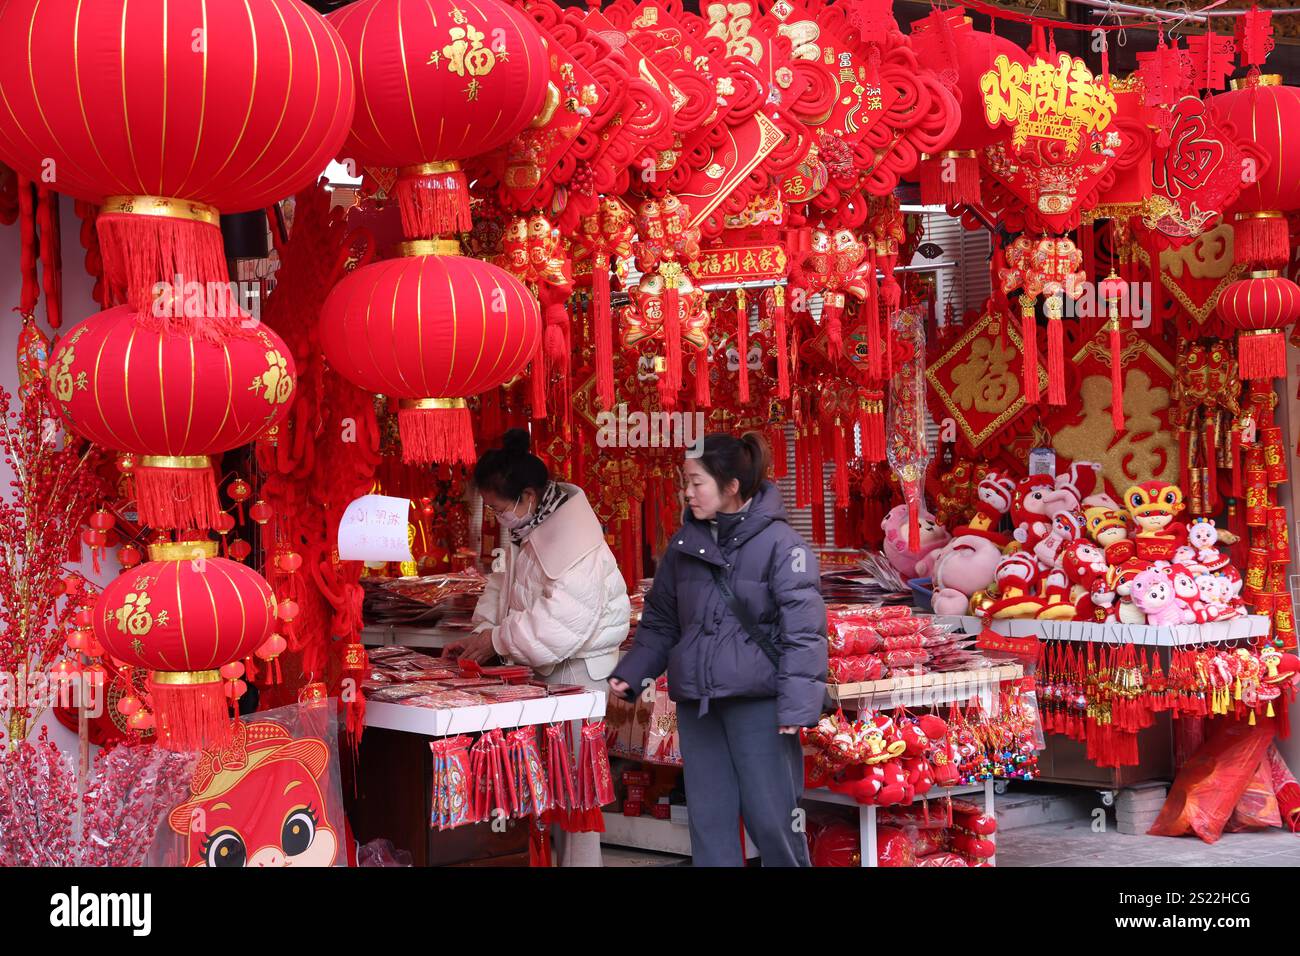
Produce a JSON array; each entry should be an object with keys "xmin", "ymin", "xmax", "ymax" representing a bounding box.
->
[{"xmin": 675, "ymin": 697, "xmax": 810, "ymax": 867}]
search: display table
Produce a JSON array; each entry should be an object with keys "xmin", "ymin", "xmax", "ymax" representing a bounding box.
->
[
  {"xmin": 360, "ymin": 623, "xmax": 464, "ymax": 650},
  {"xmin": 937, "ymin": 615, "xmax": 1271, "ymax": 646},
  {"xmin": 365, "ymin": 691, "xmax": 606, "ymax": 736}
]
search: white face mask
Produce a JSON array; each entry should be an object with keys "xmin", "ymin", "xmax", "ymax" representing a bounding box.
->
[{"xmin": 492, "ymin": 494, "xmax": 531, "ymax": 530}]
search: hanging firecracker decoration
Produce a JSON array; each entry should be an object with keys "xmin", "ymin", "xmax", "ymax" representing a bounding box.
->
[
  {"xmin": 1099, "ymin": 271, "xmax": 1129, "ymax": 432},
  {"xmin": 93, "ymin": 540, "xmax": 277, "ymax": 751},
  {"xmin": 319, "ymin": 243, "xmax": 541, "ymax": 464},
  {"xmin": 47, "ymin": 308, "xmax": 297, "ymax": 529},
  {"xmin": 885, "ymin": 308, "xmax": 932, "ymax": 551},
  {"xmin": 330, "ymin": 0, "xmax": 549, "ymax": 239},
  {"xmin": 0, "ymin": 0, "xmax": 355, "ymax": 316},
  {"xmin": 1216, "ymin": 271, "xmax": 1300, "ymax": 381}
]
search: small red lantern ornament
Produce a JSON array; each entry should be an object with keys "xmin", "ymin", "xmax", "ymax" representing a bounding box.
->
[
  {"xmin": 48, "ymin": 307, "xmax": 296, "ymax": 529},
  {"xmin": 1217, "ymin": 270, "xmax": 1300, "ymax": 380},
  {"xmin": 1211, "ymin": 75, "xmax": 1300, "ymax": 265},
  {"xmin": 320, "ymin": 244, "xmax": 541, "ymax": 463},
  {"xmin": 0, "ymin": 0, "xmax": 355, "ymax": 313},
  {"xmin": 117, "ymin": 544, "xmax": 143, "ymax": 569},
  {"xmin": 249, "ymin": 500, "xmax": 273, "ymax": 526},
  {"xmin": 93, "ymin": 540, "xmax": 277, "ymax": 750},
  {"xmin": 330, "ymin": 0, "xmax": 549, "ymax": 238}
]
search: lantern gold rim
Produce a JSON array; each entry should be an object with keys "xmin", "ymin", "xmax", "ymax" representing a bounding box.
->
[
  {"xmin": 148, "ymin": 540, "xmax": 219, "ymax": 562},
  {"xmin": 1241, "ymin": 327, "xmax": 1284, "ymax": 337},
  {"xmin": 1230, "ymin": 74, "xmax": 1282, "ymax": 91},
  {"xmin": 1236, "ymin": 210, "xmax": 1284, "ymax": 221},
  {"xmin": 399, "ymin": 397, "xmax": 467, "ymax": 411},
  {"xmin": 398, "ymin": 161, "xmax": 461, "ymax": 178},
  {"xmin": 922, "ymin": 149, "xmax": 977, "ymax": 161},
  {"xmin": 150, "ymin": 669, "xmax": 222, "ymax": 686},
  {"xmin": 139, "ymin": 455, "xmax": 211, "ymax": 471},
  {"xmin": 101, "ymin": 195, "xmax": 219, "ymax": 226},
  {"xmin": 1250, "ymin": 270, "xmax": 1282, "ymax": 279},
  {"xmin": 394, "ymin": 239, "xmax": 462, "ymax": 257}
]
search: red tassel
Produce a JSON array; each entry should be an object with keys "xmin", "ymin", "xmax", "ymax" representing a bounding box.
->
[
  {"xmin": 695, "ymin": 343, "xmax": 711, "ymax": 407},
  {"xmin": 37, "ymin": 185, "xmax": 61, "ymax": 329},
  {"xmin": 823, "ymin": 294, "xmax": 844, "ymax": 358},
  {"xmin": 96, "ymin": 209, "xmax": 229, "ymax": 320},
  {"xmin": 1231, "ymin": 428, "xmax": 1244, "ymax": 498},
  {"xmin": 395, "ymin": 165, "xmax": 471, "ymax": 239},
  {"xmin": 663, "ymin": 277, "xmax": 682, "ymax": 397},
  {"xmin": 529, "ymin": 341, "xmax": 547, "ymax": 420},
  {"xmin": 832, "ymin": 423, "xmax": 849, "ymax": 508},
  {"xmin": 866, "ymin": 278, "xmax": 883, "ymax": 380},
  {"xmin": 1047, "ymin": 315, "xmax": 1066, "ymax": 405},
  {"xmin": 769, "ymin": 425, "xmax": 788, "ymax": 479},
  {"xmin": 736, "ymin": 289, "xmax": 750, "ymax": 404},
  {"xmin": 1109, "ymin": 321, "xmax": 1125, "ymax": 433},
  {"xmin": 147, "ymin": 672, "xmax": 232, "ymax": 752},
  {"xmin": 919, "ymin": 152, "xmax": 981, "ymax": 206},
  {"xmin": 135, "ymin": 459, "xmax": 221, "ymax": 530},
  {"xmin": 1233, "ymin": 213, "xmax": 1289, "ymax": 267},
  {"xmin": 17, "ymin": 178, "xmax": 38, "ymax": 316},
  {"xmin": 863, "ymin": 393, "xmax": 886, "ymax": 463},
  {"xmin": 773, "ymin": 289, "xmax": 791, "ymax": 399},
  {"xmin": 397, "ymin": 403, "xmax": 477, "ymax": 465},
  {"xmin": 592, "ymin": 260, "xmax": 615, "ymax": 409},
  {"xmin": 1238, "ymin": 330, "xmax": 1287, "ymax": 380},
  {"xmin": 1020, "ymin": 298, "xmax": 1040, "ymax": 403}
]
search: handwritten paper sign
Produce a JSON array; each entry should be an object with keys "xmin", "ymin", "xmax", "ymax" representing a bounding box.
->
[{"xmin": 337, "ymin": 495, "xmax": 413, "ymax": 562}]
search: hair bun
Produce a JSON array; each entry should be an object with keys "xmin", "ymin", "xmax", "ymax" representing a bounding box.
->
[{"xmin": 501, "ymin": 428, "xmax": 532, "ymax": 456}]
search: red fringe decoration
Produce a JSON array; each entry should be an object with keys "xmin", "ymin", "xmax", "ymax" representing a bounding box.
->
[
  {"xmin": 529, "ymin": 342, "xmax": 547, "ymax": 420},
  {"xmin": 773, "ymin": 291, "xmax": 791, "ymax": 399},
  {"xmin": 810, "ymin": 427, "xmax": 826, "ymax": 546},
  {"xmin": 395, "ymin": 168, "xmax": 471, "ymax": 239},
  {"xmin": 1080, "ymin": 223, "xmax": 1095, "ymax": 282},
  {"xmin": 1109, "ymin": 323, "xmax": 1125, "ymax": 433},
  {"xmin": 918, "ymin": 153, "xmax": 981, "ymax": 206},
  {"xmin": 397, "ymin": 404, "xmax": 477, "ymax": 465},
  {"xmin": 135, "ymin": 461, "xmax": 221, "ymax": 530},
  {"xmin": 695, "ymin": 343, "xmax": 711, "ymax": 407},
  {"xmin": 769, "ymin": 425, "xmax": 788, "ymax": 479},
  {"xmin": 866, "ymin": 277, "xmax": 883, "ymax": 379},
  {"xmin": 1238, "ymin": 330, "xmax": 1287, "ymax": 380},
  {"xmin": 147, "ymin": 673, "xmax": 232, "ymax": 752},
  {"xmin": 593, "ymin": 262, "xmax": 615, "ymax": 409},
  {"xmin": 1277, "ymin": 782, "xmax": 1300, "ymax": 831},
  {"xmin": 17, "ymin": 178, "xmax": 37, "ymax": 316},
  {"xmin": 823, "ymin": 296, "xmax": 844, "ymax": 358},
  {"xmin": 832, "ymin": 424, "xmax": 849, "ymax": 508},
  {"xmin": 1231, "ymin": 428, "xmax": 1244, "ymax": 498},
  {"xmin": 37, "ymin": 185, "xmax": 61, "ymax": 329},
  {"xmin": 862, "ymin": 394, "xmax": 886, "ymax": 462},
  {"xmin": 97, "ymin": 212, "xmax": 229, "ymax": 319},
  {"xmin": 663, "ymin": 280, "xmax": 682, "ymax": 398},
  {"xmin": 1047, "ymin": 316, "xmax": 1066, "ymax": 405},
  {"xmin": 1233, "ymin": 213, "xmax": 1290, "ymax": 267},
  {"xmin": 1021, "ymin": 302, "xmax": 1040, "ymax": 403},
  {"xmin": 736, "ymin": 290, "xmax": 750, "ymax": 403}
]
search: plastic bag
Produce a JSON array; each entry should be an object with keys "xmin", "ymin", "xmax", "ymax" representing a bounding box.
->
[
  {"xmin": 1148, "ymin": 717, "xmax": 1276, "ymax": 843},
  {"xmin": 1225, "ymin": 756, "xmax": 1282, "ymax": 832}
]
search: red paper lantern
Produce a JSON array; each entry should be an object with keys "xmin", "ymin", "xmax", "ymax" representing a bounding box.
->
[
  {"xmin": 910, "ymin": 11, "xmax": 1027, "ymax": 205},
  {"xmin": 0, "ymin": 0, "xmax": 355, "ymax": 310},
  {"xmin": 1217, "ymin": 271, "xmax": 1300, "ymax": 380},
  {"xmin": 319, "ymin": 246, "xmax": 540, "ymax": 463},
  {"xmin": 330, "ymin": 0, "xmax": 549, "ymax": 237},
  {"xmin": 1211, "ymin": 75, "xmax": 1300, "ymax": 265},
  {"xmin": 48, "ymin": 306, "xmax": 296, "ymax": 529},
  {"xmin": 93, "ymin": 540, "xmax": 276, "ymax": 750}
]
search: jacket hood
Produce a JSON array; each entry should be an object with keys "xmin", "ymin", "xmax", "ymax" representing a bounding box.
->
[{"xmin": 522, "ymin": 483, "xmax": 607, "ymax": 579}]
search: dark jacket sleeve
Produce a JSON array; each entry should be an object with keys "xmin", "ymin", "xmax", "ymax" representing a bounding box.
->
[
  {"xmin": 610, "ymin": 547, "xmax": 680, "ymax": 700},
  {"xmin": 768, "ymin": 534, "xmax": 828, "ymax": 727}
]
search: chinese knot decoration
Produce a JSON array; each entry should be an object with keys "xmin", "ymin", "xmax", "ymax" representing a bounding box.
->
[{"xmin": 999, "ymin": 234, "xmax": 1086, "ymax": 406}]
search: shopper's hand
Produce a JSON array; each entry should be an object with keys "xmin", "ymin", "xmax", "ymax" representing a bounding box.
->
[
  {"xmin": 450, "ymin": 630, "xmax": 496, "ymax": 664},
  {"xmin": 608, "ymin": 677, "xmax": 631, "ymax": 698},
  {"xmin": 779, "ymin": 725, "xmax": 801, "ymax": 735}
]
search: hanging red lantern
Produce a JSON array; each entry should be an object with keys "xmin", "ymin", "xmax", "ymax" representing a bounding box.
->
[
  {"xmin": 249, "ymin": 500, "xmax": 273, "ymax": 526},
  {"xmin": 1216, "ymin": 270, "xmax": 1300, "ymax": 380},
  {"xmin": 92, "ymin": 540, "xmax": 276, "ymax": 750},
  {"xmin": 319, "ymin": 245, "xmax": 541, "ymax": 464},
  {"xmin": 48, "ymin": 307, "xmax": 296, "ymax": 529},
  {"xmin": 275, "ymin": 551, "xmax": 303, "ymax": 574},
  {"xmin": 117, "ymin": 544, "xmax": 143, "ymax": 569},
  {"xmin": 0, "ymin": 0, "xmax": 355, "ymax": 313},
  {"xmin": 330, "ymin": 0, "xmax": 549, "ymax": 238},
  {"xmin": 229, "ymin": 539, "xmax": 253, "ymax": 562},
  {"xmin": 910, "ymin": 9, "xmax": 1028, "ymax": 205},
  {"xmin": 1211, "ymin": 75, "xmax": 1300, "ymax": 265},
  {"xmin": 228, "ymin": 479, "xmax": 252, "ymax": 504}
]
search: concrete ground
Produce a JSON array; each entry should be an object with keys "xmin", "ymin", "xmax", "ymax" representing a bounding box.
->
[{"xmin": 994, "ymin": 818, "xmax": 1300, "ymax": 867}]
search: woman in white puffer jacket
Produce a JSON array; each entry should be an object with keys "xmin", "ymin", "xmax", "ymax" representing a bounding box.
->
[{"xmin": 449, "ymin": 428, "xmax": 631, "ymax": 866}]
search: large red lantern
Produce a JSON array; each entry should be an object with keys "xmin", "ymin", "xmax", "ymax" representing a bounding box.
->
[
  {"xmin": 910, "ymin": 10, "xmax": 1027, "ymax": 205},
  {"xmin": 94, "ymin": 540, "xmax": 277, "ymax": 750},
  {"xmin": 330, "ymin": 0, "xmax": 549, "ymax": 238},
  {"xmin": 48, "ymin": 306, "xmax": 296, "ymax": 529},
  {"xmin": 319, "ymin": 244, "xmax": 540, "ymax": 464},
  {"xmin": 0, "ymin": 0, "xmax": 355, "ymax": 310},
  {"xmin": 1217, "ymin": 270, "xmax": 1300, "ymax": 380},
  {"xmin": 1211, "ymin": 75, "xmax": 1300, "ymax": 265}
]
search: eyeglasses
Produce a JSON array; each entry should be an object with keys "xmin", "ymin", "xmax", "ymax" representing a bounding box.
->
[{"xmin": 486, "ymin": 495, "xmax": 522, "ymax": 517}]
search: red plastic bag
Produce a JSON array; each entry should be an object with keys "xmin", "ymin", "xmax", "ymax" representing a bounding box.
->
[
  {"xmin": 1225, "ymin": 756, "xmax": 1282, "ymax": 832},
  {"xmin": 1148, "ymin": 717, "xmax": 1276, "ymax": 843}
]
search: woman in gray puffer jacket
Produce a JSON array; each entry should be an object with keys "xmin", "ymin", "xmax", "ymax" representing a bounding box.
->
[{"xmin": 610, "ymin": 432, "xmax": 827, "ymax": 867}]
